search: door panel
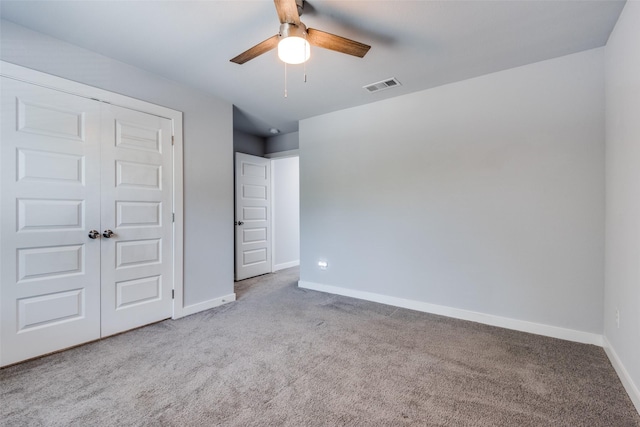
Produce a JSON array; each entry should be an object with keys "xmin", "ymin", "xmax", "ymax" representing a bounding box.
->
[
  {"xmin": 17, "ymin": 198, "xmax": 84, "ymax": 231},
  {"xmin": 235, "ymin": 153, "xmax": 271, "ymax": 280},
  {"xmin": 116, "ymin": 201, "xmax": 161, "ymax": 228},
  {"xmin": 17, "ymin": 149, "xmax": 85, "ymax": 183},
  {"xmin": 99, "ymin": 105, "xmax": 173, "ymax": 336},
  {"xmin": 1, "ymin": 78, "xmax": 101, "ymax": 366},
  {"xmin": 17, "ymin": 289, "xmax": 85, "ymax": 331}
]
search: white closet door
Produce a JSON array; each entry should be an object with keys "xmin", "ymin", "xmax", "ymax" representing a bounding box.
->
[
  {"xmin": 99, "ymin": 104, "xmax": 173, "ymax": 336},
  {"xmin": 1, "ymin": 78, "xmax": 176, "ymax": 366},
  {"xmin": 0, "ymin": 78, "xmax": 102, "ymax": 366}
]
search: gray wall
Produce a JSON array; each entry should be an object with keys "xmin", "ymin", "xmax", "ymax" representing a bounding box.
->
[
  {"xmin": 233, "ymin": 129, "xmax": 265, "ymax": 157},
  {"xmin": 300, "ymin": 48, "xmax": 605, "ymax": 334},
  {"xmin": 1, "ymin": 20, "xmax": 234, "ymax": 307},
  {"xmin": 266, "ymin": 132, "xmax": 299, "ymax": 154},
  {"xmin": 604, "ymin": 1, "xmax": 640, "ymax": 405}
]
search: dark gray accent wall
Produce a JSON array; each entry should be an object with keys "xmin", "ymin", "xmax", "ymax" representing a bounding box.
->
[
  {"xmin": 233, "ymin": 129, "xmax": 265, "ymax": 157},
  {"xmin": 266, "ymin": 132, "xmax": 299, "ymax": 154}
]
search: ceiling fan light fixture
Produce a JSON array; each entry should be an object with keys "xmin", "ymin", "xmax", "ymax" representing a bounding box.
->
[
  {"xmin": 278, "ymin": 37, "xmax": 310, "ymax": 64},
  {"xmin": 278, "ymin": 23, "xmax": 310, "ymax": 65}
]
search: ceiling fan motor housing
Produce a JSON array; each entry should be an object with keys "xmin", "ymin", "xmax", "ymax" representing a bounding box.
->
[{"xmin": 279, "ymin": 22, "xmax": 308, "ymax": 39}]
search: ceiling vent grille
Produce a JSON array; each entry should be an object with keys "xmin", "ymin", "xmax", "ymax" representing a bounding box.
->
[{"xmin": 363, "ymin": 78, "xmax": 402, "ymax": 93}]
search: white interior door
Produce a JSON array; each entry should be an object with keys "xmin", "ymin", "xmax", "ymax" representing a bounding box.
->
[
  {"xmin": 1, "ymin": 76, "xmax": 175, "ymax": 365},
  {"xmin": 99, "ymin": 104, "xmax": 173, "ymax": 336},
  {"xmin": 235, "ymin": 153, "xmax": 271, "ymax": 280},
  {"xmin": 0, "ymin": 77, "xmax": 102, "ymax": 366}
]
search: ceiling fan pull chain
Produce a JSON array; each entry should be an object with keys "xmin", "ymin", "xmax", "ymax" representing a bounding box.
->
[
  {"xmin": 284, "ymin": 62, "xmax": 288, "ymax": 98},
  {"xmin": 303, "ymin": 34, "xmax": 308, "ymax": 83}
]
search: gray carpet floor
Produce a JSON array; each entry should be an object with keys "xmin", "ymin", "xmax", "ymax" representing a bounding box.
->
[{"xmin": 1, "ymin": 267, "xmax": 639, "ymax": 426}]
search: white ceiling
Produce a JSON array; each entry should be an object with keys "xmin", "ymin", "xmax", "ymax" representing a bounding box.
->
[{"xmin": 0, "ymin": 0, "xmax": 625, "ymax": 137}]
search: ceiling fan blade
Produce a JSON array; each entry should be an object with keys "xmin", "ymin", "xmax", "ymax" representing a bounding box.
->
[
  {"xmin": 274, "ymin": 0, "xmax": 301, "ymax": 25},
  {"xmin": 306, "ymin": 28, "xmax": 371, "ymax": 58},
  {"xmin": 230, "ymin": 35, "xmax": 280, "ymax": 64}
]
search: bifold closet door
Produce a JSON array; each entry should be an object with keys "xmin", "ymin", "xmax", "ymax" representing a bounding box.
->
[
  {"xmin": 0, "ymin": 78, "xmax": 102, "ymax": 366},
  {"xmin": 99, "ymin": 105, "xmax": 173, "ymax": 336}
]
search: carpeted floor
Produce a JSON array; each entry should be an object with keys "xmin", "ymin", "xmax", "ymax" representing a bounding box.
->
[{"xmin": 1, "ymin": 267, "xmax": 639, "ymax": 426}]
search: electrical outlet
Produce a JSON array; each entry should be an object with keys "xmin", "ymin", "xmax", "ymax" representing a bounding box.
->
[
  {"xmin": 318, "ymin": 260, "xmax": 328, "ymax": 270},
  {"xmin": 616, "ymin": 309, "xmax": 620, "ymax": 328}
]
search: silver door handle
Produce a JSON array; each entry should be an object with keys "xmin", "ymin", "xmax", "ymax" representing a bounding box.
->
[
  {"xmin": 102, "ymin": 230, "xmax": 115, "ymax": 238},
  {"xmin": 88, "ymin": 230, "xmax": 100, "ymax": 239}
]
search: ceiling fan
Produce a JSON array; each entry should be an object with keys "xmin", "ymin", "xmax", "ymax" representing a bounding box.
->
[{"xmin": 230, "ymin": 0, "xmax": 371, "ymax": 65}]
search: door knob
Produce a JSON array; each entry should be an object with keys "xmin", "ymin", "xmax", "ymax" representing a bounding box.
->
[
  {"xmin": 102, "ymin": 229, "xmax": 115, "ymax": 238},
  {"xmin": 88, "ymin": 230, "xmax": 100, "ymax": 239},
  {"xmin": 237, "ymin": 221, "xmax": 244, "ymax": 226}
]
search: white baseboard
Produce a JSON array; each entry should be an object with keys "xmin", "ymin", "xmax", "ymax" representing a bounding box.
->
[
  {"xmin": 274, "ymin": 260, "xmax": 300, "ymax": 272},
  {"xmin": 603, "ymin": 337, "xmax": 640, "ymax": 414},
  {"xmin": 298, "ymin": 281, "xmax": 603, "ymax": 346},
  {"xmin": 175, "ymin": 293, "xmax": 236, "ymax": 318}
]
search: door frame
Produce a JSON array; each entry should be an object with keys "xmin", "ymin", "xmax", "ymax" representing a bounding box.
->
[
  {"xmin": 0, "ymin": 61, "xmax": 187, "ymax": 319},
  {"xmin": 264, "ymin": 150, "xmax": 300, "ymax": 273}
]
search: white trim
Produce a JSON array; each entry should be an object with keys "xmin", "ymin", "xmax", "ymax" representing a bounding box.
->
[
  {"xmin": 0, "ymin": 61, "xmax": 178, "ymax": 120},
  {"xmin": 0, "ymin": 61, "xmax": 187, "ymax": 321},
  {"xmin": 178, "ymin": 293, "xmax": 236, "ymax": 318},
  {"xmin": 171, "ymin": 115, "xmax": 185, "ymax": 319},
  {"xmin": 270, "ymin": 158, "xmax": 276, "ymax": 273},
  {"xmin": 264, "ymin": 149, "xmax": 299, "ymax": 159},
  {"xmin": 298, "ymin": 281, "xmax": 603, "ymax": 346},
  {"xmin": 603, "ymin": 337, "xmax": 640, "ymax": 414},
  {"xmin": 274, "ymin": 260, "xmax": 300, "ymax": 271}
]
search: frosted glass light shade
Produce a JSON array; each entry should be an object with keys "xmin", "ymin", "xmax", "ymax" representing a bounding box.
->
[{"xmin": 278, "ymin": 37, "xmax": 310, "ymax": 64}]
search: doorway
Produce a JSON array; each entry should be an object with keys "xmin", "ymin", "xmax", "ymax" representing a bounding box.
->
[
  {"xmin": 234, "ymin": 153, "xmax": 299, "ymax": 280},
  {"xmin": 271, "ymin": 156, "xmax": 300, "ymax": 272}
]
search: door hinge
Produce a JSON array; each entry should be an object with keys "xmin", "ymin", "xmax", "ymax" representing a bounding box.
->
[
  {"xmin": 172, "ymin": 289, "xmax": 175, "ymax": 299},
  {"xmin": 172, "ymin": 213, "xmax": 175, "ymax": 223},
  {"xmin": 171, "ymin": 135, "xmax": 175, "ymax": 145}
]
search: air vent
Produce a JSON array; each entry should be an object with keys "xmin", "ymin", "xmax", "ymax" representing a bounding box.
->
[{"xmin": 363, "ymin": 78, "xmax": 402, "ymax": 93}]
